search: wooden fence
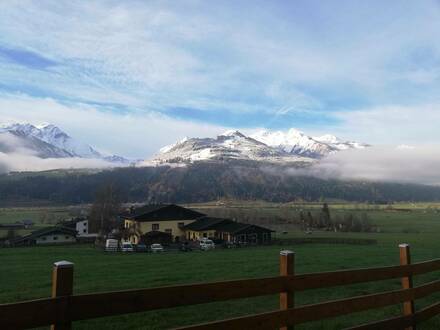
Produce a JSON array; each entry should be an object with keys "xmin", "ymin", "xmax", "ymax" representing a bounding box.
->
[{"xmin": 2, "ymin": 243, "xmax": 440, "ymax": 329}]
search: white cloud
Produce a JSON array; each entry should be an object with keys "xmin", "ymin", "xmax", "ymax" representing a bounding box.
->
[
  {"xmin": 1, "ymin": 1, "xmax": 440, "ymax": 117},
  {"xmin": 0, "ymin": 152, "xmax": 113, "ymax": 173},
  {"xmin": 330, "ymin": 104, "xmax": 440, "ymax": 145},
  {"xmin": 0, "ymin": 92, "xmax": 226, "ymax": 158},
  {"xmin": 287, "ymin": 146, "xmax": 440, "ymax": 185}
]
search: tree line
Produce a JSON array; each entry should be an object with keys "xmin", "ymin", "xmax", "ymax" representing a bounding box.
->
[{"xmin": 1, "ymin": 162, "xmax": 440, "ymax": 206}]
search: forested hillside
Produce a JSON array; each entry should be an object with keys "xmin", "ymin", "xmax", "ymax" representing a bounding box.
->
[{"xmin": 1, "ymin": 161, "xmax": 440, "ymax": 205}]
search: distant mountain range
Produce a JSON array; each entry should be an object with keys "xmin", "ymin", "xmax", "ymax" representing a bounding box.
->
[
  {"xmin": 1, "ymin": 123, "xmax": 438, "ymax": 204},
  {"xmin": 151, "ymin": 129, "xmax": 368, "ymax": 164},
  {"xmin": 0, "ymin": 122, "xmax": 370, "ymax": 170},
  {"xmin": 0, "ymin": 122, "xmax": 130, "ymax": 164}
]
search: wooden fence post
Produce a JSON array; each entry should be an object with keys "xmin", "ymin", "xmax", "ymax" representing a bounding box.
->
[
  {"xmin": 51, "ymin": 261, "xmax": 74, "ymax": 330},
  {"xmin": 280, "ymin": 250, "xmax": 295, "ymax": 330},
  {"xmin": 399, "ymin": 244, "xmax": 415, "ymax": 330}
]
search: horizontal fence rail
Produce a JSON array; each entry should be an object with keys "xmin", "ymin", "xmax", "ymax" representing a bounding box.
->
[
  {"xmin": 175, "ymin": 279, "xmax": 440, "ymax": 330},
  {"xmin": 2, "ymin": 244, "xmax": 440, "ymax": 329}
]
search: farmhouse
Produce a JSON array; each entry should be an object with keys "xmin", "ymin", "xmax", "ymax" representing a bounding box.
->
[
  {"xmin": 120, "ymin": 204, "xmax": 273, "ymax": 245},
  {"xmin": 184, "ymin": 216, "xmax": 273, "ymax": 244},
  {"xmin": 60, "ymin": 217, "xmax": 97, "ymax": 239},
  {"xmin": 10, "ymin": 226, "xmax": 77, "ymax": 246},
  {"xmin": 120, "ymin": 204, "xmax": 206, "ymax": 244}
]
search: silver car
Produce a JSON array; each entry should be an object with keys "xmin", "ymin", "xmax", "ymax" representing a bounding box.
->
[{"xmin": 150, "ymin": 243, "xmax": 164, "ymax": 252}]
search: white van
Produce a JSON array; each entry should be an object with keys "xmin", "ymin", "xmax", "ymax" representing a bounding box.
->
[
  {"xmin": 105, "ymin": 239, "xmax": 119, "ymax": 252},
  {"xmin": 199, "ymin": 238, "xmax": 215, "ymax": 251},
  {"xmin": 121, "ymin": 242, "xmax": 134, "ymax": 252}
]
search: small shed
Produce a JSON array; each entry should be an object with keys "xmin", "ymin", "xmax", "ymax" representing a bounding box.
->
[
  {"xmin": 10, "ymin": 226, "xmax": 77, "ymax": 246},
  {"xmin": 21, "ymin": 219, "xmax": 34, "ymax": 229}
]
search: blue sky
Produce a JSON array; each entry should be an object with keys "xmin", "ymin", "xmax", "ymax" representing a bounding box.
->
[{"xmin": 1, "ymin": 0, "xmax": 440, "ymax": 157}]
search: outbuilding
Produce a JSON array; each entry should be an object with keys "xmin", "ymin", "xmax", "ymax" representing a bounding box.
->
[{"xmin": 10, "ymin": 226, "xmax": 77, "ymax": 246}]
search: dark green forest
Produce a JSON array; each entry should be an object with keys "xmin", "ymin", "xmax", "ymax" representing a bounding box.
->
[{"xmin": 1, "ymin": 162, "xmax": 440, "ymax": 205}]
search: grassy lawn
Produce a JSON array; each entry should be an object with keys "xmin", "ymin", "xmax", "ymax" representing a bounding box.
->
[
  {"xmin": 0, "ymin": 206, "xmax": 78, "ymax": 238},
  {"xmin": 2, "ymin": 203, "xmax": 440, "ymax": 329}
]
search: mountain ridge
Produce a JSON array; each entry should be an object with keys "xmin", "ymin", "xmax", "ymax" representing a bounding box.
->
[
  {"xmin": 0, "ymin": 122, "xmax": 130, "ymax": 164},
  {"xmin": 152, "ymin": 129, "xmax": 368, "ymax": 164}
]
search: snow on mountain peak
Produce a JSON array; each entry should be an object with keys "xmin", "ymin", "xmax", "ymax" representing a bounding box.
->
[
  {"xmin": 219, "ymin": 130, "xmax": 246, "ymax": 138},
  {"xmin": 160, "ymin": 137, "xmax": 189, "ymax": 153},
  {"xmin": 153, "ymin": 127, "xmax": 368, "ymax": 165},
  {"xmin": 314, "ymin": 134, "xmax": 340, "ymax": 144},
  {"xmin": 0, "ymin": 122, "xmax": 129, "ymax": 164}
]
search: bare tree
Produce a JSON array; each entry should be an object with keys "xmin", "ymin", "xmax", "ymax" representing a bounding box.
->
[{"xmin": 89, "ymin": 184, "xmax": 121, "ymax": 237}]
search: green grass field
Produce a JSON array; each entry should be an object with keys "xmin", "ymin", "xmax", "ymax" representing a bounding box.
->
[{"xmin": 2, "ymin": 203, "xmax": 440, "ymax": 329}]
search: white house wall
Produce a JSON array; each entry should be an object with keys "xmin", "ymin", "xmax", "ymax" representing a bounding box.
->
[{"xmin": 36, "ymin": 234, "xmax": 76, "ymax": 245}]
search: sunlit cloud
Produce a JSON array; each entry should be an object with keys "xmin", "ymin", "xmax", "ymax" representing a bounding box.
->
[
  {"xmin": 281, "ymin": 146, "xmax": 440, "ymax": 185},
  {"xmin": 1, "ymin": 1, "xmax": 440, "ymax": 157}
]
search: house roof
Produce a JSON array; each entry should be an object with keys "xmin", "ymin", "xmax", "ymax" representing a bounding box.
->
[
  {"xmin": 184, "ymin": 217, "xmax": 274, "ymax": 234},
  {"xmin": 120, "ymin": 204, "xmax": 205, "ymax": 222},
  {"xmin": 0, "ymin": 223, "xmax": 25, "ymax": 230},
  {"xmin": 10, "ymin": 226, "xmax": 77, "ymax": 244},
  {"xmin": 227, "ymin": 224, "xmax": 274, "ymax": 235},
  {"xmin": 59, "ymin": 217, "xmax": 87, "ymax": 228},
  {"xmin": 183, "ymin": 217, "xmax": 230, "ymax": 231}
]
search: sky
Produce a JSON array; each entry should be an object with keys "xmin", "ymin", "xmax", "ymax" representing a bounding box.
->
[{"xmin": 1, "ymin": 0, "xmax": 440, "ymax": 158}]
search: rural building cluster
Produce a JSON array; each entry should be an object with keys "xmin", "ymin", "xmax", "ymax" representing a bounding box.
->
[
  {"xmin": 1, "ymin": 204, "xmax": 273, "ymax": 248},
  {"xmin": 121, "ymin": 204, "xmax": 273, "ymax": 245}
]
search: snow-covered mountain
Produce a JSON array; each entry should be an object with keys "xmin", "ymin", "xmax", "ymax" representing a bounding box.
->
[
  {"xmin": 251, "ymin": 129, "xmax": 368, "ymax": 158},
  {"xmin": 0, "ymin": 122, "xmax": 130, "ymax": 164},
  {"xmin": 152, "ymin": 128, "xmax": 368, "ymax": 164},
  {"xmin": 151, "ymin": 130, "xmax": 315, "ymax": 164}
]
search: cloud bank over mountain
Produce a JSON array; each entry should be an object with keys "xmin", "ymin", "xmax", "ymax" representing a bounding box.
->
[
  {"xmin": 0, "ymin": 152, "xmax": 112, "ymax": 174},
  {"xmin": 281, "ymin": 146, "xmax": 440, "ymax": 185}
]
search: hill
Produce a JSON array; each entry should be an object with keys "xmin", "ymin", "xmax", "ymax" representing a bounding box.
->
[{"xmin": 1, "ymin": 161, "xmax": 440, "ymax": 205}]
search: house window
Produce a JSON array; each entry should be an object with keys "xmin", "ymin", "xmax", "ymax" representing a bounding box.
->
[
  {"xmin": 178, "ymin": 222, "xmax": 185, "ymax": 228},
  {"xmin": 152, "ymin": 223, "xmax": 159, "ymax": 231},
  {"xmin": 165, "ymin": 229, "xmax": 172, "ymax": 235},
  {"xmin": 53, "ymin": 236, "xmax": 58, "ymax": 240},
  {"xmin": 65, "ymin": 236, "xmax": 69, "ymax": 239},
  {"xmin": 83, "ymin": 229, "xmax": 87, "ymax": 233},
  {"xmin": 41, "ymin": 237, "xmax": 46, "ymax": 241},
  {"xmin": 203, "ymin": 233, "xmax": 207, "ymax": 238}
]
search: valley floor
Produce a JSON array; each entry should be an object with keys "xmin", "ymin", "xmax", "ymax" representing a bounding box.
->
[{"xmin": 2, "ymin": 202, "xmax": 440, "ymax": 329}]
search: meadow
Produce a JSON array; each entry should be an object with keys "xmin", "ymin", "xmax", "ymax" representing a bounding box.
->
[{"xmin": 2, "ymin": 202, "xmax": 440, "ymax": 329}]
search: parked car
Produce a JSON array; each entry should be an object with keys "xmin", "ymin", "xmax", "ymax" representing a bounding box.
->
[
  {"xmin": 180, "ymin": 242, "xmax": 192, "ymax": 252},
  {"xmin": 225, "ymin": 241, "xmax": 236, "ymax": 249},
  {"xmin": 121, "ymin": 242, "xmax": 134, "ymax": 252},
  {"xmin": 105, "ymin": 239, "xmax": 119, "ymax": 252},
  {"xmin": 150, "ymin": 243, "xmax": 164, "ymax": 253},
  {"xmin": 199, "ymin": 239, "xmax": 215, "ymax": 251},
  {"xmin": 136, "ymin": 243, "xmax": 148, "ymax": 252}
]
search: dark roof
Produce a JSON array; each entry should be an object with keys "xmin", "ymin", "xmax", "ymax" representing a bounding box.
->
[
  {"xmin": 228, "ymin": 224, "xmax": 274, "ymax": 235},
  {"xmin": 0, "ymin": 223, "xmax": 25, "ymax": 230},
  {"xmin": 184, "ymin": 217, "xmax": 230, "ymax": 231},
  {"xmin": 59, "ymin": 217, "xmax": 87, "ymax": 228},
  {"xmin": 184, "ymin": 217, "xmax": 274, "ymax": 234},
  {"xmin": 10, "ymin": 226, "xmax": 77, "ymax": 244},
  {"xmin": 120, "ymin": 204, "xmax": 205, "ymax": 222},
  {"xmin": 214, "ymin": 221, "xmax": 250, "ymax": 234}
]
